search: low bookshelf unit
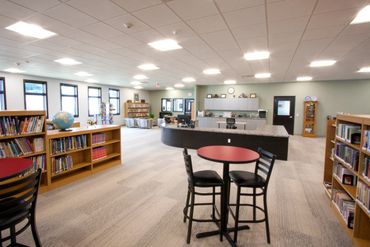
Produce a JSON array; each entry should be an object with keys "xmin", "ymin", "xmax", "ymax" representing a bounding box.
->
[
  {"xmin": 46, "ymin": 125, "xmax": 121, "ymax": 190},
  {"xmin": 323, "ymin": 114, "xmax": 370, "ymax": 247}
]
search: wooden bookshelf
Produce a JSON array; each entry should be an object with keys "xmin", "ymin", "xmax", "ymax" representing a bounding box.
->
[
  {"xmin": 124, "ymin": 102, "xmax": 150, "ymax": 118},
  {"xmin": 303, "ymin": 101, "xmax": 318, "ymax": 137},
  {"xmin": 323, "ymin": 114, "xmax": 370, "ymax": 246},
  {"xmin": 46, "ymin": 125, "xmax": 121, "ymax": 190},
  {"xmin": 0, "ymin": 110, "xmax": 47, "ymax": 190}
]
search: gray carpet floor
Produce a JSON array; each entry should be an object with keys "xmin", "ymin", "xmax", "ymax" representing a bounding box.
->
[{"xmin": 16, "ymin": 127, "xmax": 353, "ymax": 247}]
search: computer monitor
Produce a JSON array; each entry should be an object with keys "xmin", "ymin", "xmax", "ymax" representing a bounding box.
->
[{"xmin": 177, "ymin": 114, "xmax": 191, "ymax": 125}]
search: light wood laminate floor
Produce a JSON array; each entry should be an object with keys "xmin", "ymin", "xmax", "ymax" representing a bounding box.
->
[{"xmin": 17, "ymin": 127, "xmax": 353, "ymax": 247}]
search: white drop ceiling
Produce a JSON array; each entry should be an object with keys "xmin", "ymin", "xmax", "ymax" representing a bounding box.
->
[{"xmin": 0, "ymin": 0, "xmax": 370, "ymax": 89}]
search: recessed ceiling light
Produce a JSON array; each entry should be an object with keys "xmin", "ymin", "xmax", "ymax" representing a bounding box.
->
[
  {"xmin": 130, "ymin": 81, "xmax": 142, "ymax": 85},
  {"xmin": 148, "ymin": 39, "xmax": 182, "ymax": 51},
  {"xmin": 224, "ymin": 80, "xmax": 236, "ymax": 85},
  {"xmin": 166, "ymin": 87, "xmax": 174, "ymax": 90},
  {"xmin": 255, "ymin": 73, "xmax": 271, "ymax": 79},
  {"xmin": 54, "ymin": 58, "xmax": 81, "ymax": 65},
  {"xmin": 351, "ymin": 5, "xmax": 370, "ymax": 24},
  {"xmin": 133, "ymin": 74, "xmax": 148, "ymax": 80},
  {"xmin": 85, "ymin": 79, "xmax": 98, "ymax": 83},
  {"xmin": 4, "ymin": 68, "xmax": 25, "ymax": 73},
  {"xmin": 309, "ymin": 60, "xmax": 336, "ymax": 67},
  {"xmin": 75, "ymin": 71, "xmax": 92, "ymax": 77},
  {"xmin": 203, "ymin": 68, "xmax": 221, "ymax": 75},
  {"xmin": 138, "ymin": 63, "xmax": 159, "ymax": 70},
  {"xmin": 182, "ymin": 77, "xmax": 196, "ymax": 83},
  {"xmin": 296, "ymin": 76, "xmax": 312, "ymax": 81},
  {"xmin": 5, "ymin": 21, "xmax": 56, "ymax": 39},
  {"xmin": 358, "ymin": 67, "xmax": 370, "ymax": 73},
  {"xmin": 134, "ymin": 86, "xmax": 143, "ymax": 89},
  {"xmin": 174, "ymin": 83, "xmax": 184, "ymax": 88},
  {"xmin": 243, "ymin": 51, "xmax": 270, "ymax": 61}
]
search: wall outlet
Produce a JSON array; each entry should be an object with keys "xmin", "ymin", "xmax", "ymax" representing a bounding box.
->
[{"xmin": 227, "ymin": 138, "xmax": 231, "ymax": 143}]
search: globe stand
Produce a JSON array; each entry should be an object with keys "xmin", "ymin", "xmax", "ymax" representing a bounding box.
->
[{"xmin": 59, "ymin": 129, "xmax": 73, "ymax": 132}]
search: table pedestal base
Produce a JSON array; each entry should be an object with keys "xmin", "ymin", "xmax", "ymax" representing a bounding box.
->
[{"xmin": 196, "ymin": 225, "xmax": 250, "ymax": 247}]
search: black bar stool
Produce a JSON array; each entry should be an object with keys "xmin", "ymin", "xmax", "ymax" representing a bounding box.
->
[
  {"xmin": 0, "ymin": 169, "xmax": 42, "ymax": 247},
  {"xmin": 229, "ymin": 148, "xmax": 276, "ymax": 244},
  {"xmin": 182, "ymin": 148, "xmax": 223, "ymax": 244}
]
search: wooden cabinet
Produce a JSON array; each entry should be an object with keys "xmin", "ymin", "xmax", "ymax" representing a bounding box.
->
[
  {"xmin": 204, "ymin": 98, "xmax": 259, "ymax": 111},
  {"xmin": 124, "ymin": 102, "xmax": 150, "ymax": 118},
  {"xmin": 303, "ymin": 101, "xmax": 318, "ymax": 137},
  {"xmin": 323, "ymin": 114, "xmax": 370, "ymax": 247}
]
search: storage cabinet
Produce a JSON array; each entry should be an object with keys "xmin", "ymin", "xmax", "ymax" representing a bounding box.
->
[
  {"xmin": 303, "ymin": 101, "xmax": 318, "ymax": 137},
  {"xmin": 204, "ymin": 98, "xmax": 259, "ymax": 111}
]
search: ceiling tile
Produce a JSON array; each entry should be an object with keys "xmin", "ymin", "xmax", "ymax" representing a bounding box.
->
[
  {"xmin": 111, "ymin": 0, "xmax": 161, "ymax": 12},
  {"xmin": 10, "ymin": 0, "xmax": 60, "ymax": 12},
  {"xmin": 307, "ymin": 9, "xmax": 359, "ymax": 30},
  {"xmin": 201, "ymin": 29, "xmax": 239, "ymax": 51},
  {"xmin": 67, "ymin": 0, "xmax": 127, "ymax": 21},
  {"xmin": 302, "ymin": 25, "xmax": 344, "ymax": 41},
  {"xmin": 267, "ymin": 0, "xmax": 316, "ymax": 22},
  {"xmin": 80, "ymin": 22, "xmax": 122, "ymax": 39},
  {"xmin": 105, "ymin": 14, "xmax": 150, "ymax": 34},
  {"xmin": 187, "ymin": 14, "xmax": 228, "ymax": 34},
  {"xmin": 130, "ymin": 29, "xmax": 163, "ymax": 43},
  {"xmin": 231, "ymin": 23, "xmax": 267, "ymax": 41},
  {"xmin": 223, "ymin": 5, "xmax": 265, "ymax": 29},
  {"xmin": 44, "ymin": 4, "xmax": 97, "ymax": 28},
  {"xmin": 155, "ymin": 22, "xmax": 196, "ymax": 40},
  {"xmin": 167, "ymin": 0, "xmax": 219, "ymax": 20},
  {"xmin": 133, "ymin": 4, "xmax": 181, "ymax": 27},
  {"xmin": 238, "ymin": 37, "xmax": 268, "ymax": 52},
  {"xmin": 215, "ymin": 0, "xmax": 264, "ymax": 13},
  {"xmin": 109, "ymin": 33, "xmax": 143, "ymax": 47},
  {"xmin": 269, "ymin": 16, "xmax": 309, "ymax": 35},
  {"xmin": 314, "ymin": 0, "xmax": 368, "ymax": 14},
  {"xmin": 0, "ymin": 0, "xmax": 35, "ymax": 19}
]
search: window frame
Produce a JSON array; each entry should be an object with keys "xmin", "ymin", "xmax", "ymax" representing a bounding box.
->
[
  {"xmin": 108, "ymin": 88, "xmax": 120, "ymax": 115},
  {"xmin": 60, "ymin": 83, "xmax": 79, "ymax": 117},
  {"xmin": 88, "ymin": 86, "xmax": 102, "ymax": 117},
  {"xmin": 23, "ymin": 79, "xmax": 48, "ymax": 117},
  {"xmin": 0, "ymin": 77, "xmax": 6, "ymax": 110},
  {"xmin": 161, "ymin": 98, "xmax": 172, "ymax": 112},
  {"xmin": 172, "ymin": 98, "xmax": 184, "ymax": 113}
]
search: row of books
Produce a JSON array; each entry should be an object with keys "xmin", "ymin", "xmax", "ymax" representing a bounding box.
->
[
  {"xmin": 335, "ymin": 142, "xmax": 359, "ymax": 169},
  {"xmin": 92, "ymin": 147, "xmax": 107, "ymax": 160},
  {"xmin": 92, "ymin": 133, "xmax": 105, "ymax": 144},
  {"xmin": 363, "ymin": 130, "xmax": 370, "ymax": 152},
  {"xmin": 332, "ymin": 189, "xmax": 355, "ymax": 229},
  {"xmin": 363, "ymin": 156, "xmax": 370, "ymax": 179},
  {"xmin": 336, "ymin": 123, "xmax": 361, "ymax": 144},
  {"xmin": 51, "ymin": 135, "xmax": 87, "ymax": 154},
  {"xmin": 333, "ymin": 161, "xmax": 357, "ymax": 186},
  {"xmin": 51, "ymin": 155, "xmax": 73, "ymax": 174},
  {"xmin": 357, "ymin": 181, "xmax": 370, "ymax": 212},
  {"xmin": 0, "ymin": 116, "xmax": 45, "ymax": 136},
  {"xmin": 30, "ymin": 155, "xmax": 46, "ymax": 171},
  {"xmin": 0, "ymin": 137, "xmax": 44, "ymax": 158}
]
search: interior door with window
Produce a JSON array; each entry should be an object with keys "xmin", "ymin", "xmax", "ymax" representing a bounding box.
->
[{"xmin": 273, "ymin": 96, "xmax": 295, "ymax": 135}]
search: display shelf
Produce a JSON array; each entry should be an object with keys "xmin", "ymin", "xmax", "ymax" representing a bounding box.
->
[
  {"xmin": 324, "ymin": 119, "xmax": 336, "ymax": 186},
  {"xmin": 91, "ymin": 139, "xmax": 120, "ymax": 148},
  {"xmin": 334, "ymin": 155, "xmax": 358, "ymax": 174},
  {"xmin": 51, "ymin": 161, "xmax": 91, "ymax": 178},
  {"xmin": 332, "ymin": 201, "xmax": 353, "ymax": 234},
  {"xmin": 19, "ymin": 151, "xmax": 46, "ymax": 158},
  {"xmin": 124, "ymin": 102, "xmax": 150, "ymax": 118},
  {"xmin": 303, "ymin": 101, "xmax": 318, "ymax": 137},
  {"xmin": 358, "ymin": 174, "xmax": 370, "ymax": 187},
  {"xmin": 92, "ymin": 152, "xmax": 120, "ymax": 164},
  {"xmin": 333, "ymin": 174, "xmax": 356, "ymax": 199},
  {"xmin": 356, "ymin": 200, "xmax": 370, "ymax": 219},
  {"xmin": 0, "ymin": 132, "xmax": 46, "ymax": 140}
]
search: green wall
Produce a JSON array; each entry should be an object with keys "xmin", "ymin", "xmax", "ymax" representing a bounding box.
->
[
  {"xmin": 148, "ymin": 89, "xmax": 195, "ymax": 118},
  {"xmin": 196, "ymin": 79, "xmax": 370, "ymax": 136}
]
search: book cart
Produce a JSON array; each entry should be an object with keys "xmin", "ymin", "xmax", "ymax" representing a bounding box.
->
[{"xmin": 323, "ymin": 114, "xmax": 370, "ymax": 247}]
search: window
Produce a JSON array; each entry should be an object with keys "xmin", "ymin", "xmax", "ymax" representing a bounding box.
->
[
  {"xmin": 23, "ymin": 80, "xmax": 48, "ymax": 116},
  {"xmin": 60, "ymin": 83, "xmax": 79, "ymax": 117},
  {"xmin": 185, "ymin": 98, "xmax": 194, "ymax": 114},
  {"xmin": 88, "ymin": 86, "xmax": 102, "ymax": 116},
  {"xmin": 161, "ymin": 98, "xmax": 172, "ymax": 112},
  {"xmin": 173, "ymin": 98, "xmax": 184, "ymax": 112},
  {"xmin": 0, "ymin": 77, "xmax": 6, "ymax": 110},
  {"xmin": 108, "ymin": 88, "xmax": 120, "ymax": 115}
]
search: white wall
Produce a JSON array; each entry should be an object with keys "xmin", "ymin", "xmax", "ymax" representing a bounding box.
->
[{"xmin": 0, "ymin": 72, "xmax": 150, "ymax": 126}]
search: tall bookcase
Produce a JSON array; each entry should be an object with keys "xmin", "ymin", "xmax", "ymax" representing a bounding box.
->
[
  {"xmin": 303, "ymin": 100, "xmax": 318, "ymax": 137},
  {"xmin": 0, "ymin": 110, "xmax": 47, "ymax": 190},
  {"xmin": 323, "ymin": 118, "xmax": 336, "ymax": 197},
  {"xmin": 323, "ymin": 114, "xmax": 370, "ymax": 247},
  {"xmin": 46, "ymin": 125, "xmax": 121, "ymax": 190},
  {"xmin": 124, "ymin": 102, "xmax": 150, "ymax": 118}
]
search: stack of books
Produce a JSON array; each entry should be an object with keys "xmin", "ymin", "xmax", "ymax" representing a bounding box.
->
[
  {"xmin": 332, "ymin": 189, "xmax": 355, "ymax": 228},
  {"xmin": 333, "ymin": 161, "xmax": 357, "ymax": 185},
  {"xmin": 92, "ymin": 133, "xmax": 106, "ymax": 144},
  {"xmin": 0, "ymin": 116, "xmax": 45, "ymax": 136},
  {"xmin": 30, "ymin": 155, "xmax": 45, "ymax": 171},
  {"xmin": 52, "ymin": 155, "xmax": 73, "ymax": 174},
  {"xmin": 92, "ymin": 147, "xmax": 107, "ymax": 160},
  {"xmin": 357, "ymin": 181, "xmax": 370, "ymax": 212},
  {"xmin": 335, "ymin": 142, "xmax": 359, "ymax": 169},
  {"xmin": 363, "ymin": 130, "xmax": 370, "ymax": 152},
  {"xmin": 33, "ymin": 137, "xmax": 44, "ymax": 152},
  {"xmin": 51, "ymin": 135, "xmax": 87, "ymax": 154},
  {"xmin": 336, "ymin": 124, "xmax": 361, "ymax": 144},
  {"xmin": 0, "ymin": 138, "xmax": 35, "ymax": 157},
  {"xmin": 363, "ymin": 157, "xmax": 370, "ymax": 180}
]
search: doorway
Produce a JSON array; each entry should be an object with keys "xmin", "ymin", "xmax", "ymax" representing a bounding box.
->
[{"xmin": 273, "ymin": 96, "xmax": 295, "ymax": 135}]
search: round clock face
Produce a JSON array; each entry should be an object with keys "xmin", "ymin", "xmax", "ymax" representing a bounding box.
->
[{"xmin": 228, "ymin": 87, "xmax": 235, "ymax": 94}]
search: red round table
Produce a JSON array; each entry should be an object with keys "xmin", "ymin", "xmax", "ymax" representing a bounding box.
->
[
  {"xmin": 0, "ymin": 158, "xmax": 33, "ymax": 181},
  {"xmin": 197, "ymin": 145, "xmax": 260, "ymax": 246}
]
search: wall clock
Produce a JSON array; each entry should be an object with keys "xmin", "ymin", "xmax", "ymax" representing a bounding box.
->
[{"xmin": 227, "ymin": 87, "xmax": 235, "ymax": 94}]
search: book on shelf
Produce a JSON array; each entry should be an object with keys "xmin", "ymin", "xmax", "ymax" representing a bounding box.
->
[
  {"xmin": 92, "ymin": 146, "xmax": 107, "ymax": 160},
  {"xmin": 363, "ymin": 130, "xmax": 370, "ymax": 152},
  {"xmin": 333, "ymin": 161, "xmax": 357, "ymax": 186},
  {"xmin": 357, "ymin": 181, "xmax": 370, "ymax": 212},
  {"xmin": 33, "ymin": 137, "xmax": 44, "ymax": 152},
  {"xmin": 29, "ymin": 154, "xmax": 45, "ymax": 171},
  {"xmin": 332, "ymin": 189, "xmax": 355, "ymax": 228},
  {"xmin": 51, "ymin": 135, "xmax": 87, "ymax": 154},
  {"xmin": 52, "ymin": 155, "xmax": 73, "ymax": 174},
  {"xmin": 364, "ymin": 156, "xmax": 370, "ymax": 179},
  {"xmin": 92, "ymin": 133, "xmax": 106, "ymax": 144},
  {"xmin": 335, "ymin": 142, "xmax": 359, "ymax": 169},
  {"xmin": 0, "ymin": 116, "xmax": 45, "ymax": 136},
  {"xmin": 0, "ymin": 137, "xmax": 44, "ymax": 157},
  {"xmin": 336, "ymin": 123, "xmax": 361, "ymax": 144}
]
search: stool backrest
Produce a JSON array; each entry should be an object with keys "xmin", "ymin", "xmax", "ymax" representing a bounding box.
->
[
  {"xmin": 183, "ymin": 148, "xmax": 194, "ymax": 184},
  {"xmin": 226, "ymin": 118, "xmax": 235, "ymax": 124},
  {"xmin": 255, "ymin": 148, "xmax": 276, "ymax": 187},
  {"xmin": 0, "ymin": 169, "xmax": 42, "ymax": 226}
]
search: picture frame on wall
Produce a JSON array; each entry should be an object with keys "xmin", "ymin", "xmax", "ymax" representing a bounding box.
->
[
  {"xmin": 250, "ymin": 93, "xmax": 257, "ymax": 98},
  {"xmin": 221, "ymin": 94, "xmax": 226, "ymax": 98},
  {"xmin": 134, "ymin": 93, "xmax": 139, "ymax": 102},
  {"xmin": 206, "ymin": 94, "xmax": 212, "ymax": 98}
]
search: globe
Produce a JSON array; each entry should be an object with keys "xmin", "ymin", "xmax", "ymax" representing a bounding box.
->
[{"xmin": 52, "ymin": 112, "xmax": 74, "ymax": 130}]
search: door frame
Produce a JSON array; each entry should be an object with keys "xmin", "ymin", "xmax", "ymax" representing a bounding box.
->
[{"xmin": 273, "ymin": 96, "xmax": 296, "ymax": 135}]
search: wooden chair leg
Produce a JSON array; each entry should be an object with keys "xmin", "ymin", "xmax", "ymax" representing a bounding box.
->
[
  {"xmin": 263, "ymin": 193, "xmax": 271, "ymax": 244},
  {"xmin": 31, "ymin": 216, "xmax": 42, "ymax": 247},
  {"xmin": 183, "ymin": 189, "xmax": 191, "ymax": 223},
  {"xmin": 186, "ymin": 192, "xmax": 195, "ymax": 244},
  {"xmin": 234, "ymin": 186, "xmax": 241, "ymax": 243}
]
